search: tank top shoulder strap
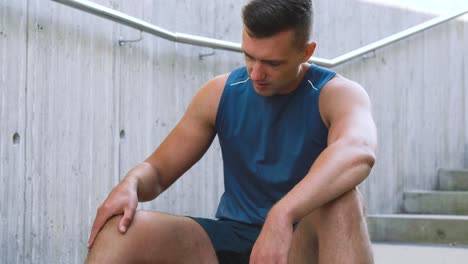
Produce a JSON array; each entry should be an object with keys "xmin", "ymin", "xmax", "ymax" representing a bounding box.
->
[{"xmin": 306, "ymin": 64, "xmax": 336, "ymax": 91}]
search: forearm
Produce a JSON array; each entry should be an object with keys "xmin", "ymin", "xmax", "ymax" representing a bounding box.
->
[
  {"xmin": 272, "ymin": 139, "xmax": 375, "ymax": 224},
  {"xmin": 123, "ymin": 162, "xmax": 164, "ymax": 202}
]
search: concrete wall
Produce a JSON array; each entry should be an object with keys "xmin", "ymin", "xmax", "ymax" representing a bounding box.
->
[
  {"xmin": 1, "ymin": 0, "xmax": 467, "ymax": 263},
  {"xmin": 320, "ymin": 2, "xmax": 468, "ymax": 214}
]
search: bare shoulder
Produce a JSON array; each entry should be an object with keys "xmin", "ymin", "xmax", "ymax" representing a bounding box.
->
[
  {"xmin": 200, "ymin": 73, "xmax": 230, "ymax": 94},
  {"xmin": 320, "ymin": 74, "xmax": 371, "ymax": 105},
  {"xmin": 199, "ymin": 73, "xmax": 229, "ymax": 99},
  {"xmin": 187, "ymin": 73, "xmax": 230, "ymax": 126},
  {"xmin": 319, "ymin": 74, "xmax": 372, "ymax": 128}
]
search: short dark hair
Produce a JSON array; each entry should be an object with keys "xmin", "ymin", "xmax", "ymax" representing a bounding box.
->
[{"xmin": 242, "ymin": 0, "xmax": 313, "ymax": 49}]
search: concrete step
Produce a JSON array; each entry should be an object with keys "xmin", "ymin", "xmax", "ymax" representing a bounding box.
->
[
  {"xmin": 439, "ymin": 169, "xmax": 468, "ymax": 191},
  {"xmin": 368, "ymin": 214, "xmax": 468, "ymax": 245},
  {"xmin": 403, "ymin": 190, "xmax": 468, "ymax": 215},
  {"xmin": 373, "ymin": 243, "xmax": 468, "ymax": 264}
]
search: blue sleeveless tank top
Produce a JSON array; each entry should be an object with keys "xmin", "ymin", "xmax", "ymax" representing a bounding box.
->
[{"xmin": 215, "ymin": 64, "xmax": 336, "ymax": 225}]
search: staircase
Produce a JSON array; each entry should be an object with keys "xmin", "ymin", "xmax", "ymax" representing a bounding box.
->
[{"xmin": 368, "ymin": 169, "xmax": 468, "ymax": 245}]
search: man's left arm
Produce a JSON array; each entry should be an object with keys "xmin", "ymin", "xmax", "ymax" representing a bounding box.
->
[{"xmin": 250, "ymin": 76, "xmax": 377, "ymax": 263}]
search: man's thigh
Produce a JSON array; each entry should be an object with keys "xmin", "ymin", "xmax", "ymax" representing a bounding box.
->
[{"xmin": 86, "ymin": 211, "xmax": 218, "ymax": 264}]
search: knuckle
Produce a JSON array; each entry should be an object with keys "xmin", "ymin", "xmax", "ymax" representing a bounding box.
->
[
  {"xmin": 98, "ymin": 202, "xmax": 111, "ymax": 212},
  {"xmin": 124, "ymin": 214, "xmax": 133, "ymax": 222},
  {"xmin": 121, "ymin": 215, "xmax": 130, "ymax": 223},
  {"xmin": 97, "ymin": 205, "xmax": 105, "ymax": 213}
]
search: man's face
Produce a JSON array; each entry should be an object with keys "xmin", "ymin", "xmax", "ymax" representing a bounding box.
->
[{"xmin": 241, "ymin": 28, "xmax": 313, "ymax": 96}]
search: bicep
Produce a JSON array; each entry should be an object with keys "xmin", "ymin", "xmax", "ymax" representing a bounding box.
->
[
  {"xmin": 320, "ymin": 77, "xmax": 377, "ymax": 148},
  {"xmin": 327, "ymin": 107, "xmax": 377, "ymax": 149}
]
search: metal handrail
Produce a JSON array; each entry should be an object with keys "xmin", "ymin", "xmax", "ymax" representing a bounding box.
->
[{"xmin": 51, "ymin": 0, "xmax": 468, "ymax": 67}]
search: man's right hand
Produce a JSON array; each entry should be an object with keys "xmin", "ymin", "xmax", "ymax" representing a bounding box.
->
[{"xmin": 87, "ymin": 178, "xmax": 139, "ymax": 249}]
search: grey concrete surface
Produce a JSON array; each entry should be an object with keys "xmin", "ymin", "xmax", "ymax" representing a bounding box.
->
[
  {"xmin": 373, "ymin": 243, "xmax": 468, "ymax": 264},
  {"xmin": 403, "ymin": 190, "xmax": 468, "ymax": 215},
  {"xmin": 439, "ymin": 169, "xmax": 468, "ymax": 191},
  {"xmin": 368, "ymin": 214, "xmax": 468, "ymax": 245}
]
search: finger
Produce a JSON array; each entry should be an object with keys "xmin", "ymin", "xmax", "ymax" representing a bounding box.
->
[
  {"xmin": 119, "ymin": 206, "xmax": 135, "ymax": 233},
  {"xmin": 87, "ymin": 209, "xmax": 111, "ymax": 249}
]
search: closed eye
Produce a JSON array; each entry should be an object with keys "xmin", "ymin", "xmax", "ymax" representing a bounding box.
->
[
  {"xmin": 243, "ymin": 51, "xmax": 284, "ymax": 67},
  {"xmin": 266, "ymin": 61, "xmax": 281, "ymax": 67}
]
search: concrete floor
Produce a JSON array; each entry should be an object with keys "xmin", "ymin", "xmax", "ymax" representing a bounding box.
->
[{"xmin": 373, "ymin": 243, "xmax": 468, "ymax": 264}]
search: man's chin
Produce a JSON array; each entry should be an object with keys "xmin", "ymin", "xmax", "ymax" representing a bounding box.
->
[
  {"xmin": 253, "ymin": 84, "xmax": 274, "ymax": 96},
  {"xmin": 253, "ymin": 87, "xmax": 274, "ymax": 97}
]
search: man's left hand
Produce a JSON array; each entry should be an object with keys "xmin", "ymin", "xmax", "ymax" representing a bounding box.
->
[{"xmin": 250, "ymin": 211, "xmax": 294, "ymax": 264}]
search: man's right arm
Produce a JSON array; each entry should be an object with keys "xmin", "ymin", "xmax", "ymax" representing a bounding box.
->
[{"xmin": 87, "ymin": 74, "xmax": 228, "ymax": 248}]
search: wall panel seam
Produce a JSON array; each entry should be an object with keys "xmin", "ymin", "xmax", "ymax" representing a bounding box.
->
[{"xmin": 21, "ymin": 0, "xmax": 30, "ymax": 262}]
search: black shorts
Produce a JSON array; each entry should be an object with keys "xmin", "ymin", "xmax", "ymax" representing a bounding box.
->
[{"xmin": 191, "ymin": 217, "xmax": 262, "ymax": 264}]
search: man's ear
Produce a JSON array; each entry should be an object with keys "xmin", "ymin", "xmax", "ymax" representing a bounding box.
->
[{"xmin": 303, "ymin": 42, "xmax": 317, "ymax": 62}]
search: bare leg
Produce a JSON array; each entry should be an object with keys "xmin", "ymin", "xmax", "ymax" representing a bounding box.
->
[
  {"xmin": 288, "ymin": 188, "xmax": 374, "ymax": 264},
  {"xmin": 86, "ymin": 211, "xmax": 218, "ymax": 264}
]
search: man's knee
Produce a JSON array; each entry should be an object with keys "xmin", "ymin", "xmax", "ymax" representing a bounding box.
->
[
  {"xmin": 92, "ymin": 211, "xmax": 159, "ymax": 246},
  {"xmin": 325, "ymin": 188, "xmax": 366, "ymax": 215},
  {"xmin": 91, "ymin": 214, "xmax": 123, "ymax": 245},
  {"xmin": 311, "ymin": 188, "xmax": 367, "ymax": 230},
  {"xmin": 87, "ymin": 211, "xmax": 164, "ymax": 263},
  {"xmin": 86, "ymin": 214, "xmax": 125, "ymax": 263},
  {"xmin": 102, "ymin": 213, "xmax": 122, "ymax": 232},
  {"xmin": 293, "ymin": 188, "xmax": 366, "ymax": 239},
  {"xmin": 87, "ymin": 211, "xmax": 219, "ymax": 264}
]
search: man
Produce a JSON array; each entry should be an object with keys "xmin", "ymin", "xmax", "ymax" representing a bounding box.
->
[{"xmin": 86, "ymin": 0, "xmax": 377, "ymax": 263}]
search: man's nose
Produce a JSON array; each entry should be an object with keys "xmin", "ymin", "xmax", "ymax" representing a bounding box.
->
[{"xmin": 250, "ymin": 62, "xmax": 266, "ymax": 81}]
